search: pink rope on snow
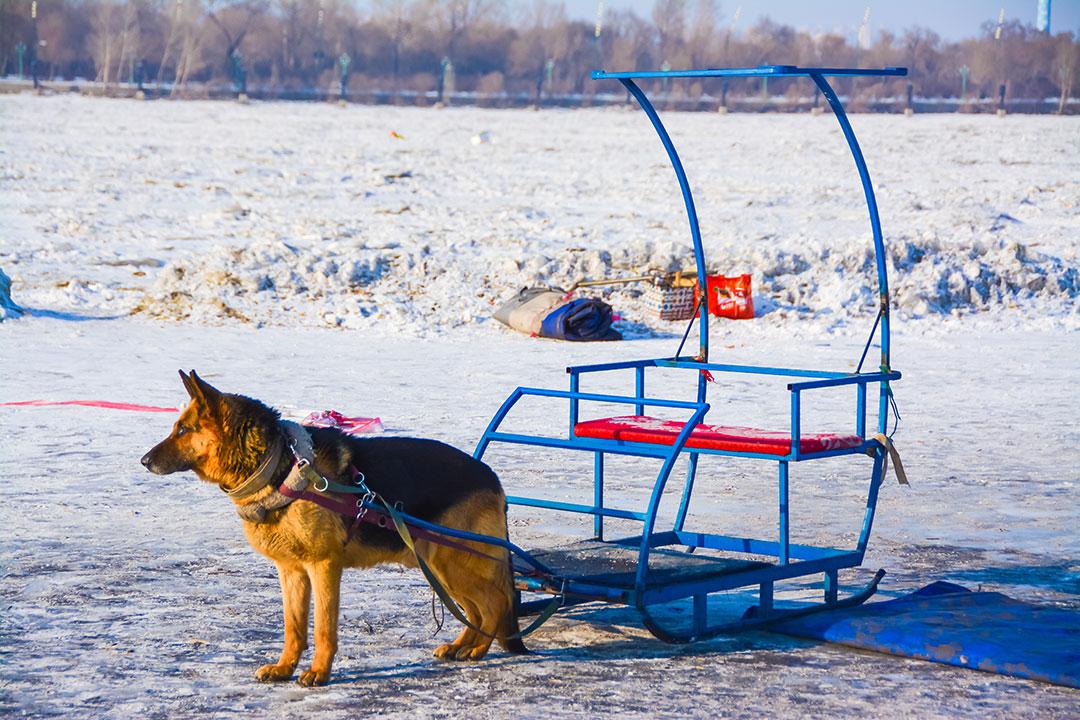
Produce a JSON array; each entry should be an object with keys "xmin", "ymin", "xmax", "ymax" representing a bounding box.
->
[
  {"xmin": 0, "ymin": 399, "xmax": 180, "ymax": 412},
  {"xmin": 0, "ymin": 401, "xmax": 384, "ymax": 435}
]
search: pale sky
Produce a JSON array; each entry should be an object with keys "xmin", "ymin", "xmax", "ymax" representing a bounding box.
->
[{"xmin": 563, "ymin": 1, "xmax": 1079, "ymax": 41}]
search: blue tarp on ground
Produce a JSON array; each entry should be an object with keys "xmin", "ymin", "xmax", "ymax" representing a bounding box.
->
[{"xmin": 771, "ymin": 581, "xmax": 1080, "ymax": 688}]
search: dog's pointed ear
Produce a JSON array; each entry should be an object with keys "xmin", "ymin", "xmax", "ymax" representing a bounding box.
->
[
  {"xmin": 179, "ymin": 369, "xmax": 196, "ymax": 399},
  {"xmin": 188, "ymin": 370, "xmax": 223, "ymax": 408}
]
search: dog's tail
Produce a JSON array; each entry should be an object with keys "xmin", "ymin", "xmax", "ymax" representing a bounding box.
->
[
  {"xmin": 500, "ymin": 627, "xmax": 528, "ymax": 654},
  {"xmin": 497, "ymin": 562, "xmax": 529, "ymax": 655}
]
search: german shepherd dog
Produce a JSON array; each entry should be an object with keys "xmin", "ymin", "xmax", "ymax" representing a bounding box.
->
[{"xmin": 141, "ymin": 370, "xmax": 524, "ymax": 686}]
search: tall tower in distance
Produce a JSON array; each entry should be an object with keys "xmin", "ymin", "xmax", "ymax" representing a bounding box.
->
[{"xmin": 1036, "ymin": 0, "xmax": 1051, "ymax": 33}]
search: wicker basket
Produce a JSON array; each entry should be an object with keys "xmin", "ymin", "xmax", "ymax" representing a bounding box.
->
[{"xmin": 644, "ymin": 273, "xmax": 697, "ymax": 321}]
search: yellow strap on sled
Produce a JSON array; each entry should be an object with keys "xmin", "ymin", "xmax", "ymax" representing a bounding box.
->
[{"xmin": 869, "ymin": 433, "xmax": 909, "ymax": 486}]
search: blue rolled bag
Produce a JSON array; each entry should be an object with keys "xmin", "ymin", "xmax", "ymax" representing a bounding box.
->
[{"xmin": 494, "ymin": 288, "xmax": 621, "ymax": 341}]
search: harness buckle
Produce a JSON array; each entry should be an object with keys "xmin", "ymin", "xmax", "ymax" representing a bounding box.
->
[
  {"xmin": 355, "ymin": 491, "xmax": 376, "ymax": 523},
  {"xmin": 288, "ymin": 438, "xmax": 310, "ymax": 468},
  {"xmin": 313, "ymin": 476, "xmax": 328, "ymax": 492}
]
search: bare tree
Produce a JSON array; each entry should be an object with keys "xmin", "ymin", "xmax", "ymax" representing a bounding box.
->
[
  {"xmin": 7, "ymin": 0, "xmax": 1076, "ymax": 110},
  {"xmin": 205, "ymin": 0, "xmax": 266, "ymax": 77},
  {"xmin": 510, "ymin": 0, "xmax": 569, "ymax": 102},
  {"xmin": 603, "ymin": 10, "xmax": 656, "ymax": 75},
  {"xmin": 427, "ymin": 0, "xmax": 494, "ymax": 65},
  {"xmin": 157, "ymin": 0, "xmax": 184, "ymax": 85},
  {"xmin": 1053, "ymin": 32, "xmax": 1078, "ymax": 114},
  {"xmin": 901, "ymin": 27, "xmax": 942, "ymax": 89},
  {"xmin": 372, "ymin": 0, "xmax": 417, "ymax": 85},
  {"xmin": 113, "ymin": 1, "xmax": 142, "ymax": 85},
  {"xmin": 651, "ymin": 0, "xmax": 688, "ymax": 67},
  {"xmin": 686, "ymin": 0, "xmax": 720, "ymax": 68},
  {"xmin": 32, "ymin": 0, "xmax": 94, "ymax": 80},
  {"xmin": 171, "ymin": 0, "xmax": 206, "ymax": 93},
  {"xmin": 90, "ymin": 1, "xmax": 120, "ymax": 86}
]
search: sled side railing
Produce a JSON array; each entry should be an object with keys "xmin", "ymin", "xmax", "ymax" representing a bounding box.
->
[
  {"xmin": 565, "ymin": 355, "xmax": 901, "ymax": 444},
  {"xmin": 474, "ymin": 360, "xmax": 898, "ymax": 618}
]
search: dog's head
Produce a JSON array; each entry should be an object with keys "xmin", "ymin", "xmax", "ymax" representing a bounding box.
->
[{"xmin": 140, "ymin": 370, "xmax": 279, "ymax": 489}]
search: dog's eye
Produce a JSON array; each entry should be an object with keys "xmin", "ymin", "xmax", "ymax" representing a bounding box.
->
[{"xmin": 176, "ymin": 425, "xmax": 188, "ymax": 436}]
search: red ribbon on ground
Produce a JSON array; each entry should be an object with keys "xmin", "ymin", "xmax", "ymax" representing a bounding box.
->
[
  {"xmin": 0, "ymin": 401, "xmax": 384, "ymax": 436},
  {"xmin": 0, "ymin": 399, "xmax": 180, "ymax": 412}
]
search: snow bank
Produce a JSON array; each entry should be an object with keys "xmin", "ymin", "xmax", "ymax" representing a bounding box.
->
[
  {"xmin": 750, "ymin": 234, "xmax": 1079, "ymax": 319},
  {"xmin": 133, "ymin": 237, "xmax": 693, "ymax": 331},
  {"xmin": 133, "ymin": 233, "xmax": 1077, "ymax": 332},
  {"xmin": 2, "ymin": 96, "xmax": 1078, "ymax": 335}
]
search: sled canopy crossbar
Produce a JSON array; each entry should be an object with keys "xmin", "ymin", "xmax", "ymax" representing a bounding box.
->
[
  {"xmin": 467, "ymin": 65, "xmax": 906, "ymax": 643},
  {"xmin": 592, "ymin": 65, "xmax": 908, "ymax": 80}
]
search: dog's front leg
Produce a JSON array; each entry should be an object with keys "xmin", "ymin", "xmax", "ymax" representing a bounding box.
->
[
  {"xmin": 256, "ymin": 562, "xmax": 310, "ymax": 682},
  {"xmin": 296, "ymin": 559, "xmax": 342, "ymax": 687}
]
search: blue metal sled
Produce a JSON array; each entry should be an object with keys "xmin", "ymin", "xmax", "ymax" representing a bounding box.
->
[{"xmin": 447, "ymin": 65, "xmax": 908, "ymax": 642}]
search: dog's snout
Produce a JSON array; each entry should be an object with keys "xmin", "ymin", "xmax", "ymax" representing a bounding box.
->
[{"xmin": 140, "ymin": 451, "xmax": 153, "ymax": 469}]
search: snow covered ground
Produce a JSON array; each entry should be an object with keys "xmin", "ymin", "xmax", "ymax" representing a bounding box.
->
[{"xmin": 1, "ymin": 94, "xmax": 1078, "ymax": 718}]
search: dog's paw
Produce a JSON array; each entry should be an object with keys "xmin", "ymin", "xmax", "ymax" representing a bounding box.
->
[
  {"xmin": 255, "ymin": 663, "xmax": 295, "ymax": 682},
  {"xmin": 454, "ymin": 644, "xmax": 490, "ymax": 661},
  {"xmin": 433, "ymin": 642, "xmax": 460, "ymax": 660},
  {"xmin": 296, "ymin": 668, "xmax": 330, "ymax": 687},
  {"xmin": 433, "ymin": 643, "xmax": 489, "ymax": 661}
]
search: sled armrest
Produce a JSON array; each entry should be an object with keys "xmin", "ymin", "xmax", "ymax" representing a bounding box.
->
[
  {"xmin": 787, "ymin": 371, "xmax": 901, "ymax": 392},
  {"xmin": 566, "ymin": 359, "xmax": 656, "ymax": 375},
  {"xmin": 787, "ymin": 371, "xmax": 901, "ymax": 452}
]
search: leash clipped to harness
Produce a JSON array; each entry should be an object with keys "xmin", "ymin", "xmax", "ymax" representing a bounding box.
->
[{"xmin": 231, "ymin": 421, "xmax": 319, "ymax": 523}]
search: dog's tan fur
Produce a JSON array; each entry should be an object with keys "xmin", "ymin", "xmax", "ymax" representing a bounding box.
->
[{"xmin": 142, "ymin": 371, "xmax": 520, "ymax": 686}]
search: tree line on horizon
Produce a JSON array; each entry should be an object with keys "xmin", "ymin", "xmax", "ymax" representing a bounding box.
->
[{"xmin": 0, "ymin": 0, "xmax": 1076, "ymax": 109}]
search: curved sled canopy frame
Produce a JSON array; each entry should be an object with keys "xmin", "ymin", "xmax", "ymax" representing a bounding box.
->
[
  {"xmin": 469, "ymin": 68, "xmax": 909, "ymax": 642},
  {"xmin": 592, "ymin": 65, "xmax": 906, "ymax": 379}
]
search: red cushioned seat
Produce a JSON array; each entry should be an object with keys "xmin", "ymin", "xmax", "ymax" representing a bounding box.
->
[{"xmin": 573, "ymin": 415, "xmax": 863, "ymax": 456}]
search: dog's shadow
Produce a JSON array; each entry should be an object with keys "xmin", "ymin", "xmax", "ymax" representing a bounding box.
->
[
  {"xmin": 331, "ymin": 601, "xmax": 815, "ymax": 683},
  {"xmin": 335, "ymin": 635, "xmax": 812, "ymax": 683}
]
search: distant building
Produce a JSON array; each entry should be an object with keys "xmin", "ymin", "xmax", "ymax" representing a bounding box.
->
[{"xmin": 1036, "ymin": 0, "xmax": 1051, "ymax": 33}]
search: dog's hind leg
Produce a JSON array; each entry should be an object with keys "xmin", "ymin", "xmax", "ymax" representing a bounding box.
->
[
  {"xmin": 496, "ymin": 578, "xmax": 528, "ymax": 655},
  {"xmin": 474, "ymin": 558, "xmax": 528, "ymax": 656},
  {"xmin": 297, "ymin": 558, "xmax": 342, "ymax": 687},
  {"xmin": 427, "ymin": 490, "xmax": 524, "ymax": 660},
  {"xmin": 256, "ymin": 562, "xmax": 311, "ymax": 682},
  {"xmin": 430, "ymin": 563, "xmax": 499, "ymax": 661},
  {"xmin": 433, "ymin": 595, "xmax": 484, "ymax": 660}
]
